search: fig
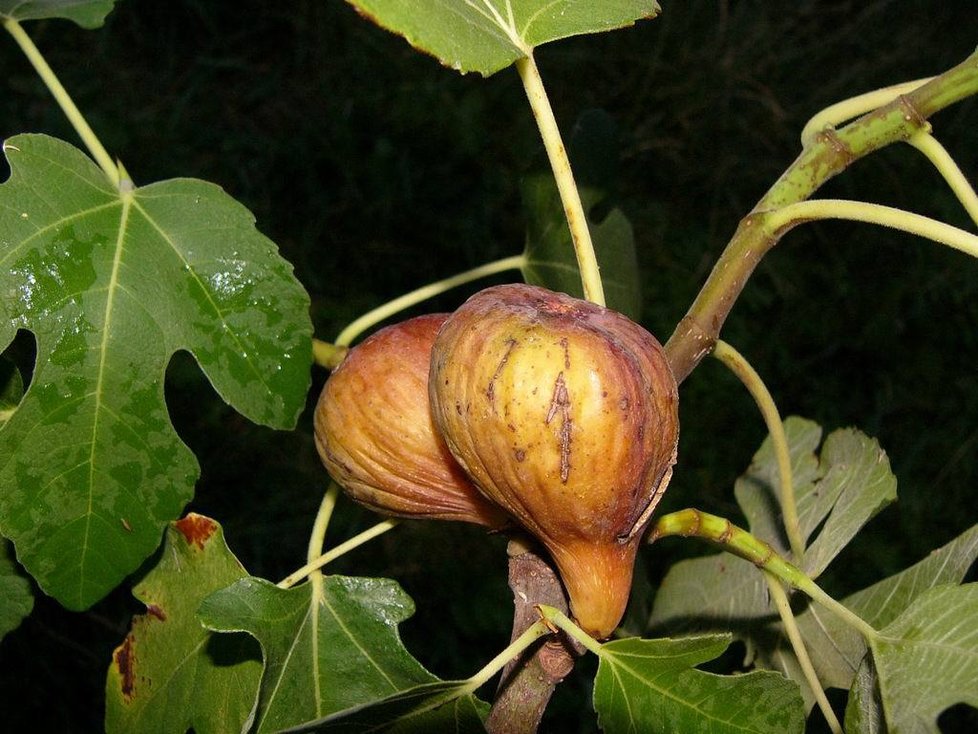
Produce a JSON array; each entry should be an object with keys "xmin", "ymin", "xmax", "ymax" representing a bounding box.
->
[
  {"xmin": 314, "ymin": 314, "xmax": 508, "ymax": 528},
  {"xmin": 429, "ymin": 284, "xmax": 678, "ymax": 638}
]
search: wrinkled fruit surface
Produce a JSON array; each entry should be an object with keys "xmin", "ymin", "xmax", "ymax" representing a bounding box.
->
[
  {"xmin": 429, "ymin": 284, "xmax": 679, "ymax": 638},
  {"xmin": 314, "ymin": 314, "xmax": 508, "ymax": 528}
]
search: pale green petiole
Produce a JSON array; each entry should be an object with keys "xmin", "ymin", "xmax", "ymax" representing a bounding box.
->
[
  {"xmin": 3, "ymin": 18, "xmax": 123, "ymax": 188},
  {"xmin": 907, "ymin": 131, "xmax": 978, "ymax": 227},
  {"xmin": 536, "ymin": 605, "xmax": 604, "ymax": 656},
  {"xmin": 764, "ymin": 573, "xmax": 842, "ymax": 734},
  {"xmin": 712, "ymin": 340, "xmax": 804, "ymax": 562},
  {"xmin": 279, "ymin": 516, "xmax": 400, "ymax": 589},
  {"xmin": 516, "ymin": 53, "xmax": 605, "ymax": 307},
  {"xmin": 334, "ymin": 254, "xmax": 525, "ymax": 347},
  {"xmin": 461, "ymin": 619, "xmax": 553, "ymax": 693},
  {"xmin": 800, "ymin": 77, "xmax": 932, "ymax": 144},
  {"xmin": 766, "ymin": 199, "xmax": 978, "ymax": 258},
  {"xmin": 649, "ymin": 509, "xmax": 879, "ymax": 643}
]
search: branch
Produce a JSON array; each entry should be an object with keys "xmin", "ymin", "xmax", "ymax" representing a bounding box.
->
[
  {"xmin": 665, "ymin": 48, "xmax": 978, "ymax": 383},
  {"xmin": 485, "ymin": 539, "xmax": 582, "ymax": 734}
]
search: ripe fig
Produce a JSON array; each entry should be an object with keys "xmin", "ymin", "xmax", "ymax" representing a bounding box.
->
[
  {"xmin": 314, "ymin": 314, "xmax": 508, "ymax": 528},
  {"xmin": 429, "ymin": 284, "xmax": 678, "ymax": 638}
]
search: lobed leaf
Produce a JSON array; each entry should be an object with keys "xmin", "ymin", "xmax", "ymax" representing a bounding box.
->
[
  {"xmin": 199, "ymin": 575, "xmax": 437, "ymax": 733},
  {"xmin": 104, "ymin": 514, "xmax": 262, "ymax": 734},
  {"xmin": 593, "ymin": 634, "xmax": 805, "ymax": 734},
  {"xmin": 0, "ymin": 0, "xmax": 119, "ymax": 28},
  {"xmin": 345, "ymin": 0, "xmax": 660, "ymax": 76},
  {"xmin": 793, "ymin": 522, "xmax": 978, "ymax": 692},
  {"xmin": 0, "ymin": 134, "xmax": 313, "ymax": 609},
  {"xmin": 855, "ymin": 584, "xmax": 978, "ymax": 732}
]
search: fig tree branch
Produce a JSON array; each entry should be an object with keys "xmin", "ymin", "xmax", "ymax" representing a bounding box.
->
[{"xmin": 665, "ymin": 48, "xmax": 978, "ymax": 383}]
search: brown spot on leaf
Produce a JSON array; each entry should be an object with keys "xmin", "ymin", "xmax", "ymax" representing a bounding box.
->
[
  {"xmin": 174, "ymin": 513, "xmax": 217, "ymax": 549},
  {"xmin": 146, "ymin": 604, "xmax": 167, "ymax": 622},
  {"xmin": 114, "ymin": 635, "xmax": 136, "ymax": 701}
]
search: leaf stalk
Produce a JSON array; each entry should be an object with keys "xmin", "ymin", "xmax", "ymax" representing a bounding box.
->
[
  {"xmin": 712, "ymin": 340, "xmax": 804, "ymax": 561},
  {"xmin": 3, "ymin": 18, "xmax": 122, "ymax": 188},
  {"xmin": 516, "ymin": 53, "xmax": 605, "ymax": 306}
]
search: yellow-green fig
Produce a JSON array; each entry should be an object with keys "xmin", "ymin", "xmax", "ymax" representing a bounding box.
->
[
  {"xmin": 314, "ymin": 314, "xmax": 509, "ymax": 528},
  {"xmin": 429, "ymin": 284, "xmax": 678, "ymax": 638}
]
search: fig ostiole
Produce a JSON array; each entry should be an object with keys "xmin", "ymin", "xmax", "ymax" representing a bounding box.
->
[
  {"xmin": 429, "ymin": 284, "xmax": 679, "ymax": 638},
  {"xmin": 314, "ymin": 313, "xmax": 509, "ymax": 529}
]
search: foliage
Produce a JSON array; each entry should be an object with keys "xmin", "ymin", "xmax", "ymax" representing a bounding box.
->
[{"xmin": 1, "ymin": 1, "xmax": 977, "ymax": 733}]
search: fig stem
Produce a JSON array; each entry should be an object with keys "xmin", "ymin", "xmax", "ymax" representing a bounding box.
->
[
  {"xmin": 279, "ymin": 516, "xmax": 399, "ymax": 589},
  {"xmin": 334, "ymin": 254, "xmax": 525, "ymax": 347},
  {"xmin": 536, "ymin": 605, "xmax": 603, "ymax": 657},
  {"xmin": 485, "ymin": 542, "xmax": 580, "ymax": 734},
  {"xmin": 516, "ymin": 52, "xmax": 606, "ymax": 307},
  {"xmin": 765, "ymin": 199, "xmax": 978, "ymax": 258},
  {"xmin": 907, "ymin": 131, "xmax": 978, "ymax": 227},
  {"xmin": 464, "ymin": 620, "xmax": 552, "ymax": 693},
  {"xmin": 648, "ymin": 508, "xmax": 879, "ymax": 642},
  {"xmin": 712, "ymin": 340, "xmax": 804, "ymax": 561},
  {"xmin": 306, "ymin": 484, "xmax": 339, "ymax": 568},
  {"xmin": 312, "ymin": 340, "xmax": 348, "ymax": 370},
  {"xmin": 664, "ymin": 48, "xmax": 978, "ymax": 383},
  {"xmin": 764, "ymin": 573, "xmax": 843, "ymax": 734},
  {"xmin": 3, "ymin": 18, "xmax": 123, "ymax": 189}
]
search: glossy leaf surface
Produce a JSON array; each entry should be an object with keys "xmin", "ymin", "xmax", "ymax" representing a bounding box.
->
[
  {"xmin": 0, "ymin": 134, "xmax": 312, "ymax": 609},
  {"xmin": 199, "ymin": 575, "xmax": 436, "ymax": 733}
]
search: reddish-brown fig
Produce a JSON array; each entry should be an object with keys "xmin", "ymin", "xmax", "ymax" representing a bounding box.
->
[
  {"xmin": 429, "ymin": 284, "xmax": 678, "ymax": 638},
  {"xmin": 314, "ymin": 314, "xmax": 509, "ymax": 528}
]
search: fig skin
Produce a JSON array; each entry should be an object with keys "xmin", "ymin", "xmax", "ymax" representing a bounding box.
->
[
  {"xmin": 314, "ymin": 314, "xmax": 509, "ymax": 528},
  {"xmin": 429, "ymin": 284, "xmax": 678, "ymax": 638}
]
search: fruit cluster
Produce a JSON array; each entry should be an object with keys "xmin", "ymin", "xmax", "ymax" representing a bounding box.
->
[{"xmin": 314, "ymin": 284, "xmax": 679, "ymax": 638}]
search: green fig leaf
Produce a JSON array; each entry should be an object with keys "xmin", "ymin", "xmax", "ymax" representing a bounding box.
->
[
  {"xmin": 0, "ymin": 134, "xmax": 313, "ymax": 609},
  {"xmin": 0, "ymin": 539, "xmax": 33, "ymax": 640},
  {"xmin": 521, "ymin": 109, "xmax": 642, "ymax": 321},
  {"xmin": 593, "ymin": 634, "xmax": 805, "ymax": 734},
  {"xmin": 277, "ymin": 680, "xmax": 488, "ymax": 733},
  {"xmin": 792, "ymin": 522, "xmax": 978, "ymax": 693},
  {"xmin": 344, "ymin": 0, "xmax": 660, "ymax": 76},
  {"xmin": 198, "ymin": 575, "xmax": 437, "ymax": 733},
  {"xmin": 105, "ymin": 514, "xmax": 262, "ymax": 734},
  {"xmin": 651, "ymin": 418, "xmax": 898, "ymax": 636},
  {"xmin": 0, "ymin": 0, "xmax": 119, "ymax": 28},
  {"xmin": 851, "ymin": 584, "xmax": 978, "ymax": 732}
]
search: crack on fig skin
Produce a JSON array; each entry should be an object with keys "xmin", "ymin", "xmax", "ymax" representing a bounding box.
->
[
  {"xmin": 559, "ymin": 337, "xmax": 570, "ymax": 369},
  {"xmin": 486, "ymin": 338, "xmax": 518, "ymax": 409},
  {"xmin": 545, "ymin": 372, "xmax": 572, "ymax": 483}
]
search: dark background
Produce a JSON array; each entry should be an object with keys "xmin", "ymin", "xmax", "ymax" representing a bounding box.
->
[{"xmin": 1, "ymin": 1, "xmax": 977, "ymax": 731}]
